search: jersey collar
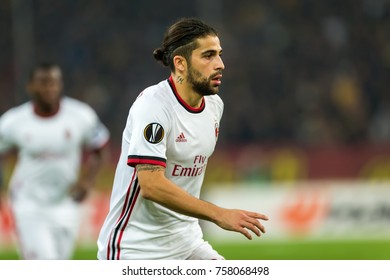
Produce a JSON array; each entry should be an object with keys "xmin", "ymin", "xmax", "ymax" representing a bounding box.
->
[
  {"xmin": 33, "ymin": 101, "xmax": 61, "ymax": 118},
  {"xmin": 168, "ymin": 76, "xmax": 205, "ymax": 114}
]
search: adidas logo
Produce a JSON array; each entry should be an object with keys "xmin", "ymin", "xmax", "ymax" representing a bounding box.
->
[{"xmin": 175, "ymin": 132, "xmax": 187, "ymax": 142}]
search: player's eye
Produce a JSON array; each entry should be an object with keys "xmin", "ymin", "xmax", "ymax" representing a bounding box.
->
[{"xmin": 203, "ymin": 51, "xmax": 216, "ymax": 59}]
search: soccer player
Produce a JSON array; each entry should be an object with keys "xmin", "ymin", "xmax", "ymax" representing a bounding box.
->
[
  {"xmin": 0, "ymin": 62, "xmax": 110, "ymax": 259},
  {"xmin": 97, "ymin": 18, "xmax": 268, "ymax": 260}
]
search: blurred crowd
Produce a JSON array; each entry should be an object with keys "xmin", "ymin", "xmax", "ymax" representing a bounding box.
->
[{"xmin": 0, "ymin": 0, "xmax": 389, "ymax": 147}]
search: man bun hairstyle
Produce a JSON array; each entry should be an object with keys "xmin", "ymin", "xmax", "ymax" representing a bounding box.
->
[
  {"xmin": 153, "ymin": 17, "xmax": 218, "ymax": 71},
  {"xmin": 152, "ymin": 48, "xmax": 169, "ymax": 66}
]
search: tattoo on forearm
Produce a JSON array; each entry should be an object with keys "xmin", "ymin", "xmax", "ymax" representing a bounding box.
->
[
  {"xmin": 176, "ymin": 76, "xmax": 184, "ymax": 84},
  {"xmin": 136, "ymin": 164, "xmax": 165, "ymax": 172}
]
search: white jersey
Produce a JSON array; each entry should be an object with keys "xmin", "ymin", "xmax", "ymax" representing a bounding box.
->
[
  {"xmin": 97, "ymin": 77, "xmax": 223, "ymax": 260},
  {"xmin": 0, "ymin": 97, "xmax": 110, "ymax": 207}
]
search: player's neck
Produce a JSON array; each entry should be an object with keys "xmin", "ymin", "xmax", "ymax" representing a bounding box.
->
[
  {"xmin": 170, "ymin": 75, "xmax": 203, "ymax": 108},
  {"xmin": 33, "ymin": 101, "xmax": 60, "ymax": 117}
]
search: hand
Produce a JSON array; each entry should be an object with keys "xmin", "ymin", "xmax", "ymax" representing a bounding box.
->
[
  {"xmin": 69, "ymin": 181, "xmax": 92, "ymax": 203},
  {"xmin": 216, "ymin": 208, "xmax": 269, "ymax": 240}
]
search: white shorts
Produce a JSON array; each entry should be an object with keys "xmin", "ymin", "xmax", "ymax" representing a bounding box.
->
[
  {"xmin": 11, "ymin": 199, "xmax": 82, "ymax": 259},
  {"xmin": 185, "ymin": 241, "xmax": 225, "ymax": 260}
]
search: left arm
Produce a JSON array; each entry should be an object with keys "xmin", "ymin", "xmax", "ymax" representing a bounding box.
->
[{"xmin": 70, "ymin": 144, "xmax": 110, "ymax": 202}]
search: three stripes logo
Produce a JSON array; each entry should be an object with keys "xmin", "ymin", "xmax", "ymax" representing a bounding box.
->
[
  {"xmin": 144, "ymin": 123, "xmax": 164, "ymax": 144},
  {"xmin": 175, "ymin": 132, "xmax": 187, "ymax": 142}
]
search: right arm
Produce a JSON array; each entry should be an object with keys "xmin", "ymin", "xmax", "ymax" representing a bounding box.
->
[{"xmin": 136, "ymin": 164, "xmax": 269, "ymax": 240}]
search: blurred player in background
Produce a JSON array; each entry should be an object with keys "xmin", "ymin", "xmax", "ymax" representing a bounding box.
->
[
  {"xmin": 0, "ymin": 62, "xmax": 110, "ymax": 259},
  {"xmin": 97, "ymin": 17, "xmax": 268, "ymax": 260}
]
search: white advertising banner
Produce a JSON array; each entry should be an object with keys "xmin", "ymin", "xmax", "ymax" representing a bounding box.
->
[
  {"xmin": 1, "ymin": 181, "xmax": 390, "ymax": 246},
  {"xmin": 201, "ymin": 181, "xmax": 390, "ymax": 242}
]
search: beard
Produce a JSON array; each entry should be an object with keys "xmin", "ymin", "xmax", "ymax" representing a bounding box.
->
[
  {"xmin": 187, "ymin": 66, "xmax": 221, "ymax": 96},
  {"xmin": 32, "ymin": 91, "xmax": 61, "ymax": 113}
]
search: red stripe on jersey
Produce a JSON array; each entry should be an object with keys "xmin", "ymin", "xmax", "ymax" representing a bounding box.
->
[
  {"xmin": 116, "ymin": 187, "xmax": 140, "ymax": 260},
  {"xmin": 168, "ymin": 76, "xmax": 205, "ymax": 113},
  {"xmin": 106, "ymin": 171, "xmax": 136, "ymax": 260},
  {"xmin": 127, "ymin": 157, "xmax": 166, "ymax": 168},
  {"xmin": 106, "ymin": 231, "xmax": 112, "ymax": 260}
]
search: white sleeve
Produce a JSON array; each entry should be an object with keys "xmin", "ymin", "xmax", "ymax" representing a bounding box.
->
[
  {"xmin": 126, "ymin": 95, "xmax": 171, "ymax": 168},
  {"xmin": 82, "ymin": 107, "xmax": 110, "ymax": 150},
  {"xmin": 0, "ymin": 112, "xmax": 16, "ymax": 154}
]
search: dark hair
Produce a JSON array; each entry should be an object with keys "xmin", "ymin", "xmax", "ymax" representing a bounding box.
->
[
  {"xmin": 29, "ymin": 62, "xmax": 61, "ymax": 81},
  {"xmin": 153, "ymin": 18, "xmax": 218, "ymax": 71}
]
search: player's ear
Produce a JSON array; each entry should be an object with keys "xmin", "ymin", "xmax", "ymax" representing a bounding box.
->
[{"xmin": 173, "ymin": 55, "xmax": 187, "ymax": 73}]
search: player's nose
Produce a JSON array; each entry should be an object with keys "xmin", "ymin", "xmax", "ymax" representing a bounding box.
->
[{"xmin": 215, "ymin": 55, "xmax": 225, "ymax": 70}]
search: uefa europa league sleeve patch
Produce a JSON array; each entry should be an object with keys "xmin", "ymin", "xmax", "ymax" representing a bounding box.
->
[{"xmin": 144, "ymin": 123, "xmax": 164, "ymax": 144}]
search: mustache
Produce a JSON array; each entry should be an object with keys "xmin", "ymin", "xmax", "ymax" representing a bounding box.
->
[{"xmin": 210, "ymin": 71, "xmax": 223, "ymax": 79}]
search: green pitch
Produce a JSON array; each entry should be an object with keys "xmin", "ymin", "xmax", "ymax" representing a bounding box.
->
[
  {"xmin": 212, "ymin": 240, "xmax": 390, "ymax": 260},
  {"xmin": 1, "ymin": 240, "xmax": 390, "ymax": 260}
]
